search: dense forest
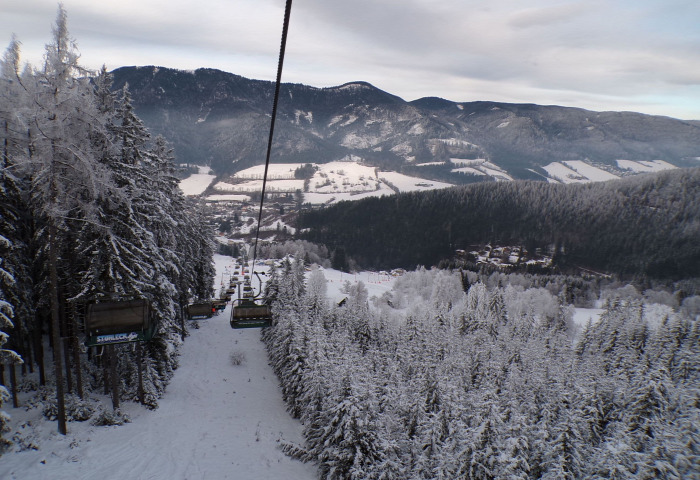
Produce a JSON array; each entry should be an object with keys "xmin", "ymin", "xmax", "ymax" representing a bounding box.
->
[
  {"xmin": 0, "ymin": 8, "xmax": 215, "ymax": 445},
  {"xmin": 2, "ymin": 7, "xmax": 699, "ymax": 478},
  {"xmin": 265, "ymin": 256, "xmax": 699, "ymax": 479},
  {"xmin": 299, "ymin": 168, "xmax": 700, "ymax": 279}
]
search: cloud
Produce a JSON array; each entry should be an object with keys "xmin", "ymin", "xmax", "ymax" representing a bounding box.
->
[
  {"xmin": 508, "ymin": 2, "xmax": 596, "ymax": 29},
  {"xmin": 2, "ymin": 0, "xmax": 699, "ymax": 119}
]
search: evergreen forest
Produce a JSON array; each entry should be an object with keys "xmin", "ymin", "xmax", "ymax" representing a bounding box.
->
[
  {"xmin": 1, "ymin": 7, "xmax": 699, "ymax": 480},
  {"xmin": 265, "ymin": 257, "xmax": 699, "ymax": 479},
  {"xmin": 0, "ymin": 7, "xmax": 215, "ymax": 444},
  {"xmin": 299, "ymin": 168, "xmax": 700, "ymax": 279}
]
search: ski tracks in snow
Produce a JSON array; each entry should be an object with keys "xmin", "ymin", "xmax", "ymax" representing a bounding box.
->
[{"xmin": 1, "ymin": 302, "xmax": 316, "ymax": 480}]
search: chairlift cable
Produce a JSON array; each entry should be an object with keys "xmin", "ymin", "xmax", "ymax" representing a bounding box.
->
[{"xmin": 251, "ymin": 0, "xmax": 293, "ymax": 276}]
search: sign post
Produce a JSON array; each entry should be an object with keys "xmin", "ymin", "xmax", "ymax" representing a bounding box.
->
[{"xmin": 85, "ymin": 299, "xmax": 154, "ymax": 409}]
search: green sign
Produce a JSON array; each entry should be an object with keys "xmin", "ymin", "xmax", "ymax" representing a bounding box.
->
[{"xmin": 85, "ymin": 329, "xmax": 153, "ymax": 347}]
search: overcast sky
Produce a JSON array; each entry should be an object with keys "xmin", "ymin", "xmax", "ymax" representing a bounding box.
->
[{"xmin": 2, "ymin": 0, "xmax": 700, "ymax": 119}]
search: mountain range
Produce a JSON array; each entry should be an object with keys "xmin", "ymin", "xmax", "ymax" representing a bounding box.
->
[{"xmin": 111, "ymin": 66, "xmax": 700, "ymax": 183}]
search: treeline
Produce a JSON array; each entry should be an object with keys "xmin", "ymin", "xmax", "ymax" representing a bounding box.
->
[
  {"xmin": 264, "ymin": 257, "xmax": 699, "ymax": 479},
  {"xmin": 299, "ymin": 168, "xmax": 700, "ymax": 279},
  {"xmin": 0, "ymin": 7, "xmax": 215, "ymax": 444}
]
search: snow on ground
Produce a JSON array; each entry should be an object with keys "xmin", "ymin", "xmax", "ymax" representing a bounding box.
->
[
  {"xmin": 451, "ymin": 167, "xmax": 486, "ymax": 175},
  {"xmin": 542, "ymin": 162, "xmax": 588, "ymax": 184},
  {"xmin": 313, "ymin": 267, "xmax": 397, "ymax": 305},
  {"xmin": 0, "ymin": 255, "xmax": 316, "ymax": 480},
  {"xmin": 415, "ymin": 161, "xmax": 446, "ymax": 167},
  {"xmin": 206, "ymin": 194, "xmax": 252, "ymax": 202},
  {"xmin": 311, "ymin": 162, "xmax": 378, "ymax": 194},
  {"xmin": 377, "ymin": 171, "xmax": 453, "ymax": 192},
  {"xmin": 572, "ymin": 308, "xmax": 605, "ymax": 328},
  {"xmin": 450, "ymin": 158, "xmax": 487, "ymax": 166},
  {"xmin": 216, "ymin": 179, "xmax": 306, "ymax": 193},
  {"xmin": 615, "ymin": 159, "xmax": 677, "ymax": 173},
  {"xmin": 479, "ymin": 162, "xmax": 513, "ymax": 181},
  {"xmin": 232, "ymin": 164, "xmax": 301, "ymax": 179},
  {"xmin": 638, "ymin": 160, "xmax": 677, "ymax": 171},
  {"xmin": 214, "ymin": 161, "xmax": 389, "ymax": 205},
  {"xmin": 341, "ymin": 132, "xmax": 376, "ymax": 149},
  {"xmin": 448, "ymin": 159, "xmax": 512, "ymax": 181},
  {"xmin": 303, "ymin": 186, "xmax": 394, "ymax": 205},
  {"xmin": 562, "ymin": 161, "xmax": 619, "ymax": 182},
  {"xmin": 179, "ymin": 166, "xmax": 217, "ymax": 196},
  {"xmin": 407, "ymin": 123, "xmax": 425, "ymax": 135}
]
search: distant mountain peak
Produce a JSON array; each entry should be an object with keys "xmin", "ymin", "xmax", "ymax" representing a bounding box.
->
[
  {"xmin": 110, "ymin": 66, "xmax": 700, "ymax": 181},
  {"xmin": 331, "ymin": 81, "xmax": 377, "ymax": 91}
]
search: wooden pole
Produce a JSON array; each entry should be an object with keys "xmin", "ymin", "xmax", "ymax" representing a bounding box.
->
[
  {"xmin": 109, "ymin": 344, "xmax": 119, "ymax": 410},
  {"xmin": 102, "ymin": 348, "xmax": 109, "ymax": 395},
  {"xmin": 137, "ymin": 343, "xmax": 144, "ymax": 405}
]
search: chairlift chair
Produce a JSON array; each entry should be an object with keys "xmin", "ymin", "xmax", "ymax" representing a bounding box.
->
[
  {"xmin": 186, "ymin": 302, "xmax": 215, "ymax": 319},
  {"xmin": 230, "ymin": 275, "xmax": 272, "ymax": 329}
]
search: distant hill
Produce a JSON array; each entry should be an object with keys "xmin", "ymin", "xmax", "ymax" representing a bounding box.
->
[
  {"xmin": 111, "ymin": 66, "xmax": 700, "ymax": 183},
  {"xmin": 298, "ymin": 168, "xmax": 700, "ymax": 280}
]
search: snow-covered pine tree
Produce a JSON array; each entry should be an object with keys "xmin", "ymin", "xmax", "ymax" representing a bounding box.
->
[
  {"xmin": 1, "ymin": 31, "xmax": 41, "ymax": 376},
  {"xmin": 18, "ymin": 5, "xmax": 117, "ymax": 433},
  {"xmin": 139, "ymin": 348, "xmax": 162, "ymax": 409},
  {"xmin": 0, "ymin": 234, "xmax": 23, "ymax": 452},
  {"xmin": 307, "ymin": 376, "xmax": 384, "ymax": 480}
]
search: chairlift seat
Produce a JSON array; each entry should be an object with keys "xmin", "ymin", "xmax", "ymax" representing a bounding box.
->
[
  {"xmin": 187, "ymin": 302, "xmax": 214, "ymax": 319},
  {"xmin": 230, "ymin": 298, "xmax": 272, "ymax": 329}
]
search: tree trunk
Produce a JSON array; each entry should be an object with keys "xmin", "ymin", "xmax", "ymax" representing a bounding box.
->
[
  {"xmin": 24, "ymin": 331, "xmax": 34, "ymax": 374},
  {"xmin": 49, "ymin": 221, "xmax": 67, "ymax": 434},
  {"xmin": 33, "ymin": 327, "xmax": 46, "ymax": 386},
  {"xmin": 68, "ymin": 300, "xmax": 83, "ymax": 399},
  {"xmin": 72, "ymin": 334, "xmax": 84, "ymax": 399},
  {"xmin": 60, "ymin": 288, "xmax": 72, "ymax": 395},
  {"xmin": 9, "ymin": 363, "xmax": 19, "ymax": 408},
  {"xmin": 63, "ymin": 337, "xmax": 73, "ymax": 395}
]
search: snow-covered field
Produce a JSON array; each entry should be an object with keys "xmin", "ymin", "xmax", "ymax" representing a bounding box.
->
[
  {"xmin": 0, "ymin": 255, "xmax": 316, "ymax": 480},
  {"xmin": 216, "ymin": 178, "xmax": 306, "ymax": 193},
  {"xmin": 377, "ymin": 171, "xmax": 453, "ymax": 192},
  {"xmin": 544, "ymin": 159, "xmax": 677, "ymax": 184},
  {"xmin": 210, "ymin": 161, "xmax": 454, "ymax": 205},
  {"xmin": 205, "ymin": 194, "xmax": 252, "ymax": 202},
  {"xmin": 449, "ymin": 158, "xmax": 512, "ymax": 181},
  {"xmin": 183, "ymin": 156, "xmax": 680, "ymax": 203},
  {"xmin": 616, "ymin": 159, "xmax": 677, "ymax": 173},
  {"xmin": 178, "ymin": 166, "xmax": 216, "ymax": 196},
  {"xmin": 542, "ymin": 162, "xmax": 590, "ymax": 184},
  {"xmin": 562, "ymin": 160, "xmax": 619, "ymax": 182}
]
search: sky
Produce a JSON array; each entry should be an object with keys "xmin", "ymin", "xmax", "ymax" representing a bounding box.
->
[{"xmin": 2, "ymin": 0, "xmax": 700, "ymax": 120}]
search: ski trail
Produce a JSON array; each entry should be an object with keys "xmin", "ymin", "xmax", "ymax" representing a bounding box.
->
[{"xmin": 1, "ymin": 256, "xmax": 316, "ymax": 480}]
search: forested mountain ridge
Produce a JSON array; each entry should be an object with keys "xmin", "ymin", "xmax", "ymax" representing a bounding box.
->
[
  {"xmin": 111, "ymin": 66, "xmax": 700, "ymax": 182},
  {"xmin": 299, "ymin": 168, "xmax": 700, "ymax": 279}
]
